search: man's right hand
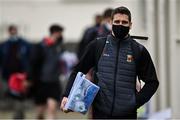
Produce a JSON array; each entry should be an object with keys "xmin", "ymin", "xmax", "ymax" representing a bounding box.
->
[{"xmin": 60, "ymin": 97, "xmax": 72, "ymax": 113}]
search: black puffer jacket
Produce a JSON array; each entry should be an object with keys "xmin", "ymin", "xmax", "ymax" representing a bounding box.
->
[{"xmin": 64, "ymin": 34, "xmax": 159, "ymax": 118}]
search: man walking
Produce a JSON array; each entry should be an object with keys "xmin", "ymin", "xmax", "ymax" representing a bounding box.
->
[{"xmin": 61, "ymin": 6, "xmax": 159, "ymax": 119}]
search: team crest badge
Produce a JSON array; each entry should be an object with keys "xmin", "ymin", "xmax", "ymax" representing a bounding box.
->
[{"xmin": 127, "ymin": 55, "xmax": 134, "ymax": 62}]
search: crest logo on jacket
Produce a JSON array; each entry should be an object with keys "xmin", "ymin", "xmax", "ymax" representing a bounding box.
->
[{"xmin": 127, "ymin": 55, "xmax": 134, "ymax": 62}]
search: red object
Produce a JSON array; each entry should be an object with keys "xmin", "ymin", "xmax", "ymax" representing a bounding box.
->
[
  {"xmin": 8, "ymin": 73, "xmax": 27, "ymax": 94},
  {"xmin": 44, "ymin": 37, "xmax": 55, "ymax": 46}
]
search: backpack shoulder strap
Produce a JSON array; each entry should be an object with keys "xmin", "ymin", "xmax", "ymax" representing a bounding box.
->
[
  {"xmin": 130, "ymin": 39, "xmax": 144, "ymax": 82},
  {"xmin": 131, "ymin": 39, "xmax": 143, "ymax": 63},
  {"xmin": 92, "ymin": 37, "xmax": 106, "ymax": 84},
  {"xmin": 95, "ymin": 37, "xmax": 107, "ymax": 65}
]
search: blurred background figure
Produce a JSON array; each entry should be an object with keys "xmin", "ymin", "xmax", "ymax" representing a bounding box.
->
[
  {"xmin": 28, "ymin": 24, "xmax": 64, "ymax": 119},
  {"xmin": 59, "ymin": 51, "xmax": 78, "ymax": 95},
  {"xmin": 0, "ymin": 25, "xmax": 31, "ymax": 119},
  {"xmin": 77, "ymin": 8, "xmax": 113, "ymax": 60},
  {"xmin": 77, "ymin": 8, "xmax": 113, "ymax": 88},
  {"xmin": 77, "ymin": 14, "xmax": 102, "ymax": 59},
  {"xmin": 97, "ymin": 8, "xmax": 113, "ymax": 37}
]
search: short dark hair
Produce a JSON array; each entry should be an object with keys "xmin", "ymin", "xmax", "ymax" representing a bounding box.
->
[
  {"xmin": 103, "ymin": 8, "xmax": 114, "ymax": 19},
  {"xmin": 111, "ymin": 6, "xmax": 131, "ymax": 22},
  {"xmin": 8, "ymin": 25, "xmax": 17, "ymax": 32},
  {"xmin": 49, "ymin": 24, "xmax": 64, "ymax": 34}
]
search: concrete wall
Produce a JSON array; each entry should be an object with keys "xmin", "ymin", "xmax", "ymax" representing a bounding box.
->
[{"xmin": 0, "ymin": 0, "xmax": 145, "ymax": 43}]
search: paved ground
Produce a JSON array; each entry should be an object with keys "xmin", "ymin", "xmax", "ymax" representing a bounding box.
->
[
  {"xmin": 0, "ymin": 99, "xmax": 88, "ymax": 119},
  {"xmin": 0, "ymin": 110, "xmax": 88, "ymax": 119}
]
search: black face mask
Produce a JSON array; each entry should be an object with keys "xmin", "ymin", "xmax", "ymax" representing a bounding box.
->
[
  {"xmin": 112, "ymin": 24, "xmax": 130, "ymax": 39},
  {"xmin": 56, "ymin": 36, "xmax": 63, "ymax": 44}
]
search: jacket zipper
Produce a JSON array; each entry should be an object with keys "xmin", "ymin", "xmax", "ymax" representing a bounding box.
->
[{"xmin": 110, "ymin": 40, "xmax": 120, "ymax": 116}]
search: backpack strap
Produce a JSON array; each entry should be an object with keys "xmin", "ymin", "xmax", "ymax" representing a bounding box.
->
[
  {"xmin": 95, "ymin": 37, "xmax": 107, "ymax": 65},
  {"xmin": 130, "ymin": 39, "xmax": 144, "ymax": 90},
  {"xmin": 93, "ymin": 37, "xmax": 107, "ymax": 84},
  {"xmin": 130, "ymin": 40, "xmax": 143, "ymax": 67}
]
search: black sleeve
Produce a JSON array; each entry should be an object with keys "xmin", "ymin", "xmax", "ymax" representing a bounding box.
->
[
  {"xmin": 63, "ymin": 40, "xmax": 97, "ymax": 97},
  {"xmin": 136, "ymin": 46, "xmax": 159, "ymax": 108},
  {"xmin": 77, "ymin": 29, "xmax": 88, "ymax": 59}
]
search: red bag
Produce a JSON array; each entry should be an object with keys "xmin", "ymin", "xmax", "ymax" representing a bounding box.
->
[
  {"xmin": 44, "ymin": 37, "xmax": 55, "ymax": 46},
  {"xmin": 8, "ymin": 73, "xmax": 27, "ymax": 94}
]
